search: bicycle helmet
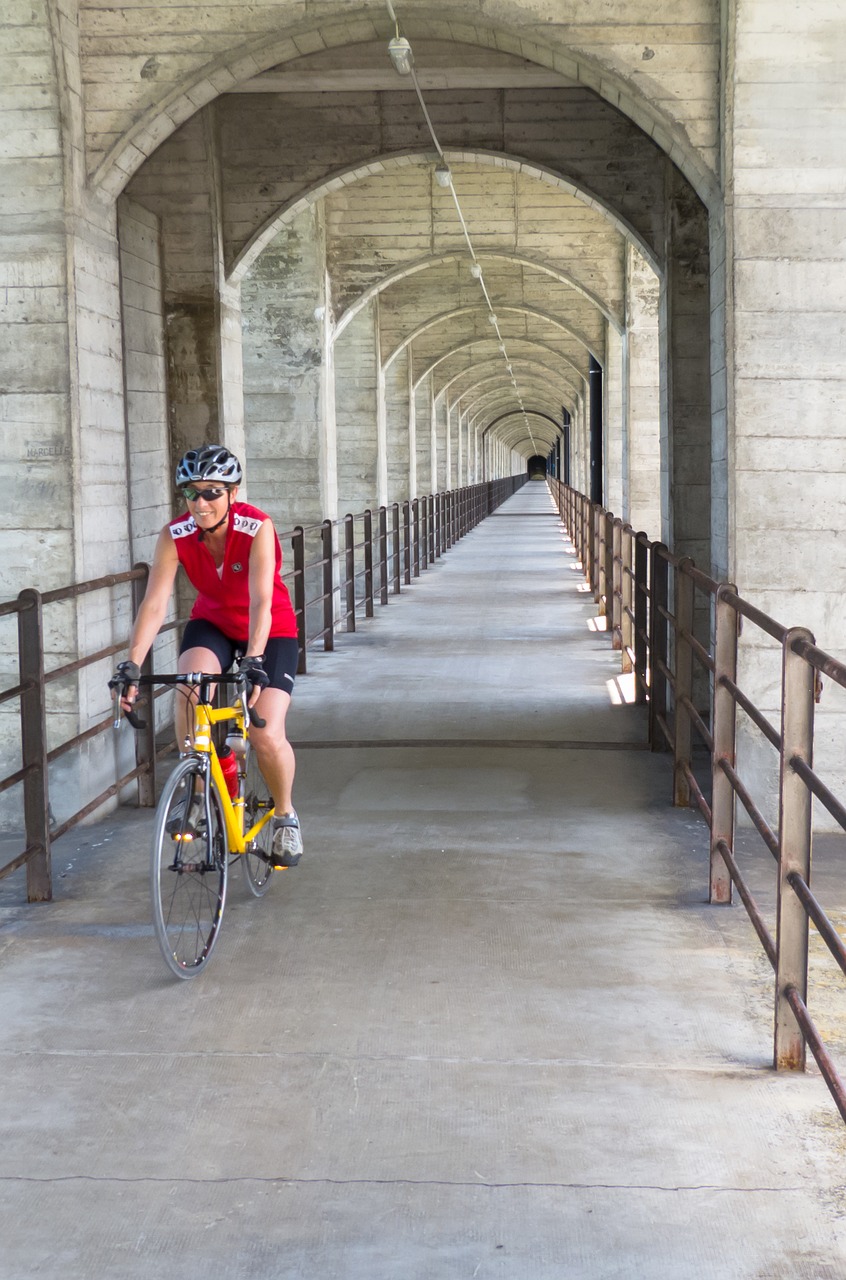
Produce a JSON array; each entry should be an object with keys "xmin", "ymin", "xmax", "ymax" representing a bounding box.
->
[{"xmin": 175, "ymin": 444, "xmax": 242, "ymax": 488}]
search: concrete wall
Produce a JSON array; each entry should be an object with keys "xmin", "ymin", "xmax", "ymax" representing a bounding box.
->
[{"xmin": 724, "ymin": 0, "xmax": 846, "ymax": 826}]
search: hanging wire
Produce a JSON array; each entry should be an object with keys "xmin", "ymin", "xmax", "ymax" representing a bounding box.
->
[{"xmin": 384, "ymin": 2, "xmax": 539, "ymax": 454}]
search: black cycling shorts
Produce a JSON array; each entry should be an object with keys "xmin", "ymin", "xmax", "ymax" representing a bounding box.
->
[{"xmin": 180, "ymin": 618, "xmax": 298, "ymax": 695}]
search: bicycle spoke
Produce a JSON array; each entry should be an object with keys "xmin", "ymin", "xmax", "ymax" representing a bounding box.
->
[{"xmin": 151, "ymin": 758, "xmax": 228, "ymax": 978}]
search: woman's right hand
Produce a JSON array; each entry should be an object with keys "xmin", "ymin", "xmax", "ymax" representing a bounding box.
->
[{"xmin": 109, "ymin": 659, "xmax": 142, "ymax": 712}]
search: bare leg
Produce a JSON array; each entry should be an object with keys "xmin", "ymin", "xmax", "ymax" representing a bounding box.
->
[
  {"xmin": 175, "ymin": 646, "xmax": 222, "ymax": 751},
  {"xmin": 247, "ymin": 687, "xmax": 295, "ymax": 813}
]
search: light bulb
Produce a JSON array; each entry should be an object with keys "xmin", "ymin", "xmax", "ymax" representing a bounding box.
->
[
  {"xmin": 434, "ymin": 164, "xmax": 452, "ymax": 188},
  {"xmin": 488, "ymin": 313, "xmax": 498, "ymax": 325},
  {"xmin": 470, "ymin": 262, "xmax": 482, "ymax": 279},
  {"xmin": 388, "ymin": 36, "xmax": 414, "ymax": 75}
]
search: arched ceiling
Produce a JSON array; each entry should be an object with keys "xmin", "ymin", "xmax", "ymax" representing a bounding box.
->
[
  {"xmin": 306, "ymin": 155, "xmax": 622, "ymax": 452},
  {"xmin": 89, "ymin": 11, "xmax": 720, "ymax": 207}
]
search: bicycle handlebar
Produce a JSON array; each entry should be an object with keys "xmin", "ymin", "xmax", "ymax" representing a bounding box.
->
[{"xmin": 111, "ymin": 672, "xmax": 267, "ymax": 731}]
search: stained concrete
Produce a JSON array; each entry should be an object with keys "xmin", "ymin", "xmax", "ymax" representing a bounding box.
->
[{"xmin": 2, "ymin": 483, "xmax": 846, "ymax": 1278}]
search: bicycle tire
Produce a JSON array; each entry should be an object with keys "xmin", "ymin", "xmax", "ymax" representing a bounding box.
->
[
  {"xmin": 241, "ymin": 744, "xmax": 275, "ymax": 897},
  {"xmin": 151, "ymin": 756, "xmax": 228, "ymax": 978}
]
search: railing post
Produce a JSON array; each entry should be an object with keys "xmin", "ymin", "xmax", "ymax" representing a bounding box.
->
[
  {"xmin": 420, "ymin": 497, "xmax": 428, "ymax": 569},
  {"xmin": 378, "ymin": 505, "xmax": 389, "ymax": 606},
  {"xmin": 709, "ymin": 585, "xmax": 738, "ymax": 903},
  {"xmin": 363, "ymin": 509, "xmax": 374, "ymax": 618},
  {"xmin": 620, "ymin": 526, "xmax": 633, "ymax": 673},
  {"xmin": 611, "ymin": 519, "xmax": 623, "ymax": 650},
  {"xmin": 604, "ymin": 512, "xmax": 614, "ymax": 619},
  {"xmin": 633, "ymin": 534, "xmax": 648, "ymax": 702},
  {"xmin": 403, "ymin": 501, "xmax": 412, "ymax": 585},
  {"xmin": 774, "ymin": 626, "xmax": 815, "ymax": 1071},
  {"xmin": 673, "ymin": 560, "xmax": 695, "ymax": 806},
  {"xmin": 17, "ymin": 588, "xmax": 51, "ymax": 902},
  {"xmin": 292, "ymin": 525, "xmax": 307, "ymax": 672},
  {"xmin": 429, "ymin": 494, "xmax": 436, "ymax": 562},
  {"xmin": 391, "ymin": 503, "xmax": 401, "ymax": 594},
  {"xmin": 412, "ymin": 498, "xmax": 420, "ymax": 576},
  {"xmin": 131, "ymin": 563, "xmax": 156, "ymax": 806},
  {"xmin": 595, "ymin": 508, "xmax": 606, "ymax": 610},
  {"xmin": 344, "ymin": 513, "xmax": 356, "ymax": 631},
  {"xmin": 649, "ymin": 545, "xmax": 670, "ymax": 751},
  {"xmin": 321, "ymin": 519, "xmax": 335, "ymax": 651}
]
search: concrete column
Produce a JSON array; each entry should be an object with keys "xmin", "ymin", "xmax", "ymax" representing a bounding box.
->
[
  {"xmin": 334, "ymin": 301, "xmax": 379, "ymax": 517},
  {"xmin": 444, "ymin": 399, "xmax": 453, "ymax": 489},
  {"xmin": 412, "ymin": 380, "xmax": 430, "ymax": 496},
  {"xmin": 241, "ymin": 207, "xmax": 326, "ymax": 528},
  {"xmin": 407, "ymin": 356, "xmax": 417, "ymax": 498},
  {"xmin": 374, "ymin": 301, "xmax": 388, "ymax": 509},
  {"xmin": 660, "ymin": 162, "xmax": 712, "ymax": 567},
  {"xmin": 117, "ymin": 197, "xmax": 171, "ymax": 567},
  {"xmin": 429, "ymin": 380, "xmax": 438, "ymax": 494},
  {"xmin": 383, "ymin": 349, "xmax": 410, "ymax": 506},
  {"xmin": 318, "ymin": 278, "xmax": 338, "ymax": 521},
  {"xmin": 604, "ymin": 325, "xmax": 624, "ymax": 516},
  {"xmin": 625, "ymin": 244, "xmax": 662, "ymax": 541},
  {"xmin": 0, "ymin": 2, "xmax": 136, "ymax": 820},
  {"xmin": 725, "ymin": 0, "xmax": 846, "ymax": 824}
]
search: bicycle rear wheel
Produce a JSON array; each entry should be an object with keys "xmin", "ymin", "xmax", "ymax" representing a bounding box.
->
[
  {"xmin": 151, "ymin": 756, "xmax": 228, "ymax": 978},
  {"xmin": 242, "ymin": 745, "xmax": 275, "ymax": 897}
]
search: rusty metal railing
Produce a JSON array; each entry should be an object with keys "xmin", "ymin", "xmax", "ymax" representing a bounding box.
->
[
  {"xmin": 550, "ymin": 476, "xmax": 846, "ymax": 1125},
  {"xmin": 0, "ymin": 475, "xmax": 525, "ymax": 902}
]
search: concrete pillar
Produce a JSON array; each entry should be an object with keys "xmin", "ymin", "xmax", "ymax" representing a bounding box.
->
[
  {"xmin": 407, "ymin": 357, "xmax": 417, "ymax": 498},
  {"xmin": 626, "ymin": 244, "xmax": 662, "ymax": 541},
  {"xmin": 117, "ymin": 197, "xmax": 171, "ymax": 567},
  {"xmin": 383, "ymin": 350, "xmax": 410, "ymax": 506},
  {"xmin": 604, "ymin": 325, "xmax": 624, "ymax": 516},
  {"xmin": 334, "ymin": 301, "xmax": 379, "ymax": 517},
  {"xmin": 412, "ymin": 380, "xmax": 430, "ymax": 496},
  {"xmin": 429, "ymin": 380, "xmax": 438, "ymax": 495},
  {"xmin": 318, "ymin": 279, "xmax": 338, "ymax": 522},
  {"xmin": 0, "ymin": 1, "xmax": 135, "ymax": 821},
  {"xmin": 660, "ymin": 162, "xmax": 712, "ymax": 567},
  {"xmin": 725, "ymin": 0, "xmax": 846, "ymax": 823},
  {"xmin": 241, "ymin": 208, "xmax": 326, "ymax": 528}
]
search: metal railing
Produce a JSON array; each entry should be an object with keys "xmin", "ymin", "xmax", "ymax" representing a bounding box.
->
[
  {"xmin": 550, "ymin": 476, "xmax": 846, "ymax": 1123},
  {"xmin": 0, "ymin": 475, "xmax": 525, "ymax": 903}
]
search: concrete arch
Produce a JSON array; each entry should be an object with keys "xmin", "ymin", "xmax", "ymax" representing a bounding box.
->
[
  {"xmin": 439, "ymin": 360, "xmax": 582, "ymax": 412},
  {"xmin": 448, "ymin": 370, "xmax": 581, "ymax": 423},
  {"xmin": 472, "ymin": 389, "xmax": 563, "ymax": 432},
  {"xmin": 93, "ymin": 9, "xmax": 718, "ymax": 210},
  {"xmin": 416, "ymin": 338, "xmax": 589, "ymax": 395},
  {"xmin": 334, "ymin": 248, "xmax": 622, "ymax": 340},
  {"xmin": 231, "ymin": 149, "xmax": 658, "ymax": 287},
  {"xmin": 486, "ymin": 410, "xmax": 565, "ymax": 438},
  {"xmin": 390, "ymin": 306, "xmax": 596, "ymax": 377}
]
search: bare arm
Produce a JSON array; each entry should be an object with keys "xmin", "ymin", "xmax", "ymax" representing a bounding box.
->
[
  {"xmin": 127, "ymin": 528, "xmax": 180, "ymax": 667},
  {"xmin": 246, "ymin": 519, "xmax": 278, "ymax": 660}
]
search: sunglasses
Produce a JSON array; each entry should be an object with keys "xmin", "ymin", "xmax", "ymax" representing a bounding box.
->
[{"xmin": 181, "ymin": 485, "xmax": 228, "ymax": 502}]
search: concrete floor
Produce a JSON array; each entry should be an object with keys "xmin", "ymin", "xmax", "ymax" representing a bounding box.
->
[{"xmin": 2, "ymin": 482, "xmax": 846, "ymax": 1278}]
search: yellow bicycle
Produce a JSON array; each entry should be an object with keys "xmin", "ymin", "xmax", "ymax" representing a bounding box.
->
[{"xmin": 116, "ymin": 672, "xmax": 276, "ymax": 978}]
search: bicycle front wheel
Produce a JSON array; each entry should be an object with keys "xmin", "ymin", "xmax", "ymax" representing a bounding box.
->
[
  {"xmin": 242, "ymin": 745, "xmax": 275, "ymax": 897},
  {"xmin": 151, "ymin": 756, "xmax": 228, "ymax": 978}
]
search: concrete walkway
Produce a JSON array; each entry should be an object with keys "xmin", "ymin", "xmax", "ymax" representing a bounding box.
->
[{"xmin": 2, "ymin": 482, "xmax": 846, "ymax": 1278}]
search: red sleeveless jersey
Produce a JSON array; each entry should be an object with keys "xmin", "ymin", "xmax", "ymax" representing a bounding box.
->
[{"xmin": 168, "ymin": 501, "xmax": 297, "ymax": 641}]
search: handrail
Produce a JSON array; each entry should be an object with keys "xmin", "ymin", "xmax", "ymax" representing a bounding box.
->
[
  {"xmin": 1, "ymin": 474, "xmax": 527, "ymax": 901},
  {"xmin": 547, "ymin": 475, "xmax": 846, "ymax": 1125}
]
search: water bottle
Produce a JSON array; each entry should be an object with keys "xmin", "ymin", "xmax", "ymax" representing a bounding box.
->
[
  {"xmin": 225, "ymin": 729, "xmax": 247, "ymax": 760},
  {"xmin": 218, "ymin": 744, "xmax": 239, "ymax": 798}
]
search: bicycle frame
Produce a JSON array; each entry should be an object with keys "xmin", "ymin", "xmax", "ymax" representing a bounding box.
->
[{"xmin": 191, "ymin": 699, "xmax": 274, "ymax": 856}]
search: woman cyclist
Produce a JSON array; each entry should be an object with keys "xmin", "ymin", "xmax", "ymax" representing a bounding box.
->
[{"xmin": 111, "ymin": 444, "xmax": 303, "ymax": 868}]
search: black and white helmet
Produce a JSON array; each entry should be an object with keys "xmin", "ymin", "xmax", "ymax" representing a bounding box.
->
[{"xmin": 175, "ymin": 444, "xmax": 242, "ymax": 487}]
